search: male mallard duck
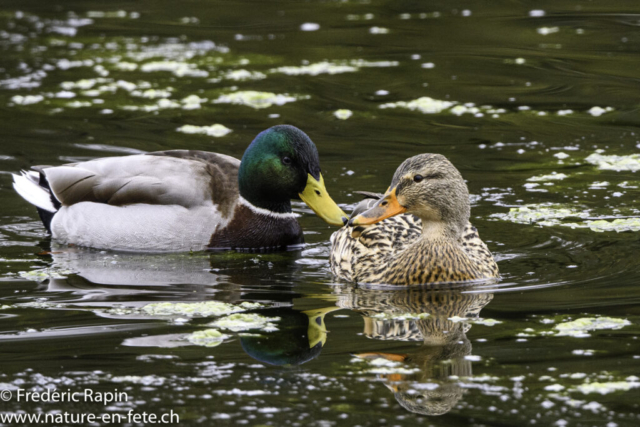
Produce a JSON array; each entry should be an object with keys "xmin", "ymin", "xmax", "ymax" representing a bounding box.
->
[
  {"xmin": 330, "ymin": 153, "xmax": 498, "ymax": 285},
  {"xmin": 13, "ymin": 125, "xmax": 347, "ymax": 252}
]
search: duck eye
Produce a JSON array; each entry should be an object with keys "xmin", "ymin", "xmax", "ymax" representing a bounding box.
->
[
  {"xmin": 282, "ymin": 156, "xmax": 292, "ymax": 165},
  {"xmin": 413, "ymin": 174, "xmax": 424, "ymax": 183}
]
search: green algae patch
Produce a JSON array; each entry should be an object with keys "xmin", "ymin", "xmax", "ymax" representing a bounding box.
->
[
  {"xmin": 176, "ymin": 124, "xmax": 232, "ymax": 137},
  {"xmin": 573, "ymin": 380, "xmax": 640, "ymax": 395},
  {"xmin": 11, "ymin": 95, "xmax": 44, "ymax": 105},
  {"xmin": 493, "ymin": 204, "xmax": 640, "ymax": 232},
  {"xmin": 139, "ymin": 61, "xmax": 209, "ymax": 78},
  {"xmin": 380, "ymin": 97, "xmax": 455, "ymax": 114},
  {"xmin": 527, "ymin": 173, "xmax": 568, "ymax": 182},
  {"xmin": 472, "ymin": 318, "xmax": 503, "ymax": 326},
  {"xmin": 586, "ymin": 218, "xmax": 640, "ymax": 232},
  {"xmin": 210, "ymin": 313, "xmax": 280, "ymax": 332},
  {"xmin": 334, "ymin": 109, "xmax": 353, "ymax": 120},
  {"xmin": 213, "ymin": 91, "xmax": 306, "ymax": 109},
  {"xmin": 270, "ymin": 59, "xmax": 397, "ymax": 76},
  {"xmin": 555, "ymin": 317, "xmax": 631, "ymax": 338},
  {"xmin": 585, "ymin": 153, "xmax": 640, "ymax": 172},
  {"xmin": 223, "ymin": 69, "xmax": 266, "ymax": 81},
  {"xmin": 19, "ymin": 268, "xmax": 74, "ymax": 281},
  {"xmin": 271, "ymin": 62, "xmax": 358, "ymax": 76},
  {"xmin": 140, "ymin": 301, "xmax": 263, "ymax": 318},
  {"xmin": 187, "ymin": 329, "xmax": 229, "ymax": 347},
  {"xmin": 491, "ymin": 204, "xmax": 590, "ymax": 226}
]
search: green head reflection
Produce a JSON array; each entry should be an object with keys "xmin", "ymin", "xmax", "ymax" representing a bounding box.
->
[{"xmin": 240, "ymin": 307, "xmax": 340, "ymax": 366}]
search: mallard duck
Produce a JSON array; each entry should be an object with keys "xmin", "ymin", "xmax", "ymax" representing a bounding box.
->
[
  {"xmin": 13, "ymin": 125, "xmax": 347, "ymax": 252},
  {"xmin": 330, "ymin": 153, "xmax": 498, "ymax": 285}
]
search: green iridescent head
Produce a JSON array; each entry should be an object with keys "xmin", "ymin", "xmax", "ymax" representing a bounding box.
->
[{"xmin": 238, "ymin": 125, "xmax": 346, "ymax": 225}]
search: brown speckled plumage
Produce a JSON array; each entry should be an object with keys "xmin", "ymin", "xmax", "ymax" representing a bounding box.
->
[
  {"xmin": 334, "ymin": 285, "xmax": 493, "ymax": 415},
  {"xmin": 330, "ymin": 154, "xmax": 499, "ymax": 285}
]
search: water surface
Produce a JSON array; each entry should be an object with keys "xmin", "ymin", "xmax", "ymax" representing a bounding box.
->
[{"xmin": 1, "ymin": 1, "xmax": 639, "ymax": 425}]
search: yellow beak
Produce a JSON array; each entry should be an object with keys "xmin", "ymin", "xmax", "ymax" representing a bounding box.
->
[
  {"xmin": 299, "ymin": 174, "xmax": 348, "ymax": 226},
  {"xmin": 349, "ymin": 186, "xmax": 407, "ymax": 226}
]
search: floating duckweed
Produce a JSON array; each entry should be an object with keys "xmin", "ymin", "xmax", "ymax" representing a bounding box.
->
[
  {"xmin": 176, "ymin": 124, "xmax": 232, "ymax": 137},
  {"xmin": 380, "ymin": 96, "xmax": 455, "ymax": 114},
  {"xmin": 67, "ymin": 101, "xmax": 92, "ymax": 108},
  {"xmin": 114, "ymin": 62, "xmax": 138, "ymax": 71},
  {"xmin": 544, "ymin": 384, "xmax": 565, "ymax": 392},
  {"xmin": 349, "ymin": 59, "xmax": 399, "ymax": 67},
  {"xmin": 466, "ymin": 375, "xmax": 500, "ymax": 382},
  {"xmin": 586, "ymin": 218, "xmax": 640, "ymax": 232},
  {"xmin": 492, "ymin": 204, "xmax": 590, "ymax": 225},
  {"xmin": 573, "ymin": 381, "xmax": 640, "ymax": 395},
  {"xmin": 210, "ymin": 313, "xmax": 280, "ymax": 332},
  {"xmin": 554, "ymin": 152, "xmax": 570, "ymax": 160},
  {"xmin": 473, "ymin": 318, "xmax": 502, "ymax": 326},
  {"xmin": 87, "ymin": 10, "xmax": 129, "ymax": 19},
  {"xmin": 334, "ymin": 109, "xmax": 353, "ymax": 120},
  {"xmin": 369, "ymin": 26, "xmax": 390, "ymax": 34},
  {"xmin": 187, "ymin": 329, "xmax": 229, "ymax": 347},
  {"xmin": 14, "ymin": 301, "xmax": 65, "ymax": 309},
  {"xmin": 11, "ymin": 95, "xmax": 45, "ymax": 105},
  {"xmin": 585, "ymin": 153, "xmax": 640, "ymax": 172},
  {"xmin": 223, "ymin": 69, "xmax": 266, "ymax": 81},
  {"xmin": 141, "ymin": 301, "xmax": 262, "ymax": 317},
  {"xmin": 181, "ymin": 94, "xmax": 207, "ymax": 110},
  {"xmin": 61, "ymin": 78, "xmax": 108, "ymax": 90},
  {"xmin": 140, "ymin": 61, "xmax": 208, "ymax": 78},
  {"xmin": 121, "ymin": 98, "xmax": 181, "ymax": 112},
  {"xmin": 527, "ymin": 173, "xmax": 568, "ymax": 182},
  {"xmin": 450, "ymin": 105, "xmax": 481, "ymax": 116},
  {"xmin": 19, "ymin": 269, "xmax": 72, "ymax": 281},
  {"xmin": 587, "ymin": 106, "xmax": 614, "ymax": 117},
  {"xmin": 271, "ymin": 59, "xmax": 398, "ymax": 76},
  {"xmin": 271, "ymin": 62, "xmax": 358, "ymax": 76},
  {"xmin": 537, "ymin": 26, "xmax": 559, "ymax": 35},
  {"xmin": 555, "ymin": 317, "xmax": 631, "ymax": 338},
  {"xmin": 493, "ymin": 204, "xmax": 640, "ymax": 232},
  {"xmin": 131, "ymin": 88, "xmax": 173, "ymax": 99},
  {"xmin": 213, "ymin": 91, "xmax": 304, "ymax": 109},
  {"xmin": 589, "ymin": 181, "xmax": 609, "ymax": 188}
]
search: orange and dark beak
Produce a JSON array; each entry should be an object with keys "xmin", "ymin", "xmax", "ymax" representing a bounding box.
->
[{"xmin": 349, "ymin": 186, "xmax": 407, "ymax": 226}]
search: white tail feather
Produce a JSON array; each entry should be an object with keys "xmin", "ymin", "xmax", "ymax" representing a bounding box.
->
[{"xmin": 12, "ymin": 171, "xmax": 57, "ymax": 213}]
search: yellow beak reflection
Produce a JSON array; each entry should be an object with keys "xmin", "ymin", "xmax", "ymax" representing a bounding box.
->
[
  {"xmin": 299, "ymin": 174, "xmax": 347, "ymax": 226},
  {"xmin": 303, "ymin": 306, "xmax": 342, "ymax": 348},
  {"xmin": 349, "ymin": 186, "xmax": 407, "ymax": 226}
]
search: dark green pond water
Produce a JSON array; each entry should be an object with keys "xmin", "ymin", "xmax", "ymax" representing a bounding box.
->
[{"xmin": 1, "ymin": 0, "xmax": 640, "ymax": 425}]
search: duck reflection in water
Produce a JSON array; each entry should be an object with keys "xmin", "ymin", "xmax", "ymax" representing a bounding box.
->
[
  {"xmin": 33, "ymin": 243, "xmax": 306, "ymax": 303},
  {"xmin": 240, "ymin": 306, "xmax": 340, "ymax": 366},
  {"xmin": 26, "ymin": 244, "xmax": 341, "ymax": 363},
  {"xmin": 334, "ymin": 285, "xmax": 493, "ymax": 416}
]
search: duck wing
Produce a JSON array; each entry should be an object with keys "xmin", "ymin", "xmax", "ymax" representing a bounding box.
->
[{"xmin": 39, "ymin": 150, "xmax": 240, "ymax": 215}]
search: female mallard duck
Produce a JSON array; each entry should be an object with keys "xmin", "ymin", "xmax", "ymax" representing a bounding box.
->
[
  {"xmin": 330, "ymin": 153, "xmax": 498, "ymax": 285},
  {"xmin": 13, "ymin": 125, "xmax": 347, "ymax": 252}
]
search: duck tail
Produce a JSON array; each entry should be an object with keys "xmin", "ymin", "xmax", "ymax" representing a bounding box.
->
[{"xmin": 12, "ymin": 170, "xmax": 59, "ymax": 233}]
